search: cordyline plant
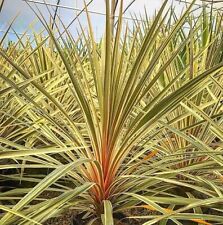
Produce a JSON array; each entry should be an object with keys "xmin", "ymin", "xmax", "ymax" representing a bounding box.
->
[{"xmin": 0, "ymin": 0, "xmax": 223, "ymax": 224}]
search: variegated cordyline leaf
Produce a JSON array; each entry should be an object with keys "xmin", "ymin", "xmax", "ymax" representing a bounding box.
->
[{"xmin": 0, "ymin": 0, "xmax": 223, "ymax": 224}]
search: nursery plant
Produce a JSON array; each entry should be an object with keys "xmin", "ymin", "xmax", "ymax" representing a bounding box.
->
[{"xmin": 0, "ymin": 0, "xmax": 223, "ymax": 224}]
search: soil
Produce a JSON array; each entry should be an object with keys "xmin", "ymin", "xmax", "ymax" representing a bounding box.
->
[
  {"xmin": 43, "ymin": 209, "xmax": 155, "ymax": 225},
  {"xmin": 43, "ymin": 209, "xmax": 77, "ymax": 225},
  {"xmin": 43, "ymin": 208, "xmax": 222, "ymax": 225},
  {"xmin": 43, "ymin": 213, "xmax": 201, "ymax": 225}
]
